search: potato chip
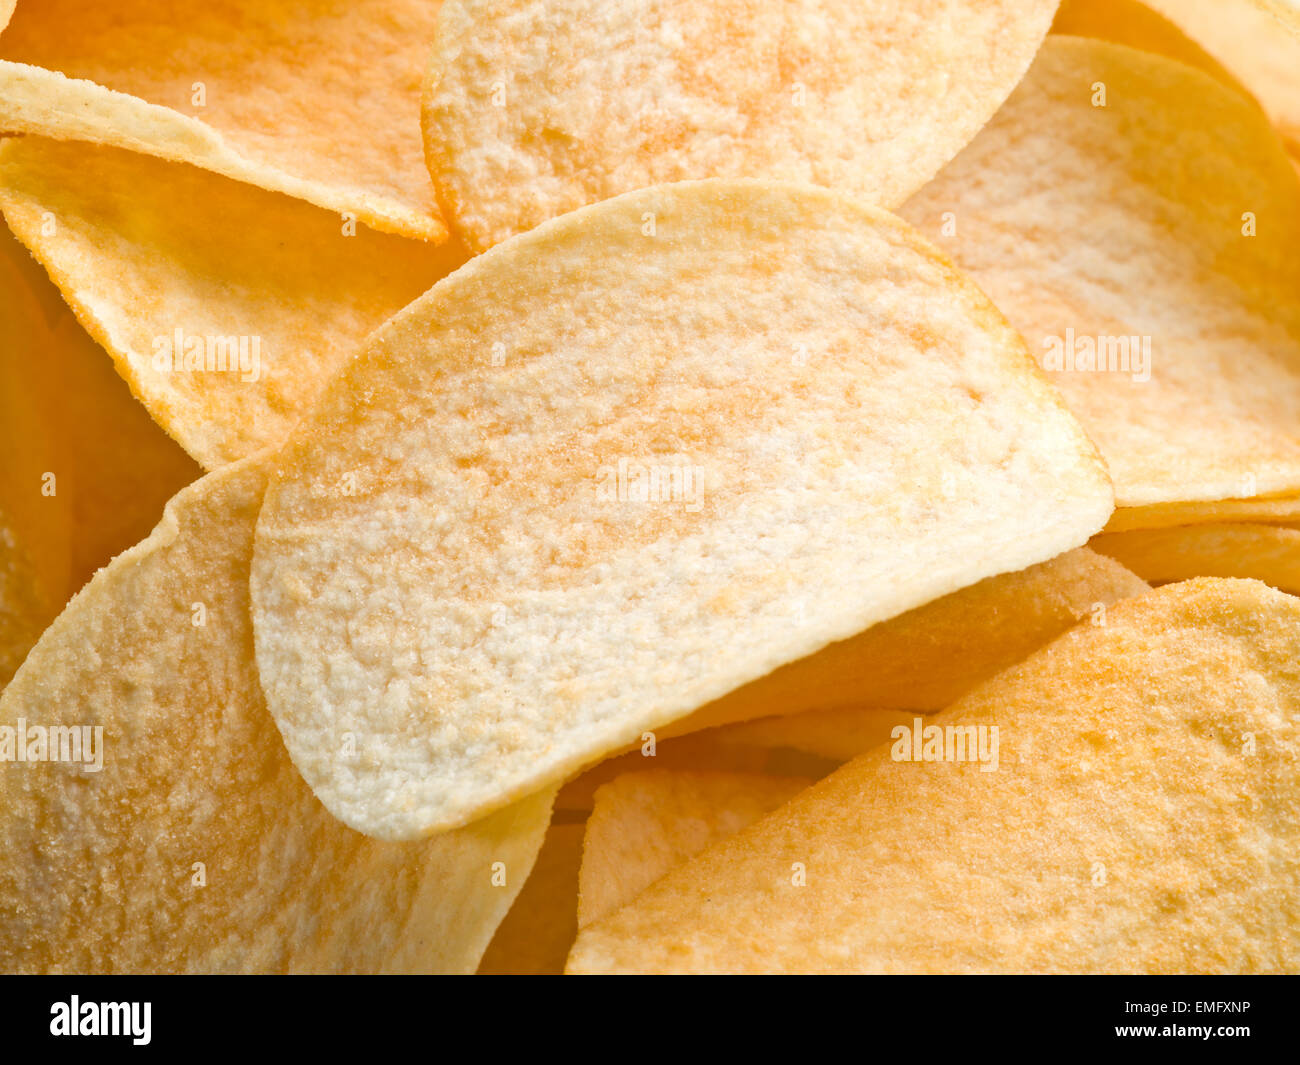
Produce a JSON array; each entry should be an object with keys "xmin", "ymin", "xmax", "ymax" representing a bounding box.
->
[
  {"xmin": 0, "ymin": 137, "xmax": 467, "ymax": 469},
  {"xmin": 902, "ymin": 37, "xmax": 1300, "ymax": 524},
  {"xmin": 1092, "ymin": 523, "xmax": 1300, "ymax": 594},
  {"xmin": 0, "ymin": 457, "xmax": 554, "ymax": 973},
  {"xmin": 1, "ymin": 219, "xmax": 201, "ymax": 591},
  {"xmin": 478, "ymin": 822, "xmax": 585, "ymax": 975},
  {"xmin": 0, "ymin": 2, "xmax": 12, "ymax": 35},
  {"xmin": 711, "ymin": 708, "xmax": 924, "ymax": 765},
  {"xmin": 666, "ymin": 547, "xmax": 1146, "ymax": 738},
  {"xmin": 251, "ymin": 179, "xmax": 1114, "ymax": 840},
  {"xmin": 1052, "ymin": 0, "xmax": 1248, "ymax": 96},
  {"xmin": 1143, "ymin": 0, "xmax": 1300, "ymax": 157},
  {"xmin": 578, "ymin": 771, "xmax": 810, "ymax": 930},
  {"xmin": 568, "ymin": 579, "xmax": 1300, "ymax": 973},
  {"xmin": 422, "ymin": 0, "xmax": 1062, "ymax": 252},
  {"xmin": 1104, "ymin": 494, "xmax": 1300, "ymax": 532},
  {"xmin": 0, "ymin": 1, "xmax": 447, "ymax": 238}
]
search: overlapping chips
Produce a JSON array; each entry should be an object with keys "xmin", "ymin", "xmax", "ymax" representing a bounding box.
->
[
  {"xmin": 568, "ymin": 580, "xmax": 1300, "ymax": 973},
  {"xmin": 0, "ymin": 138, "xmax": 466, "ymax": 468},
  {"xmin": 903, "ymin": 36, "xmax": 1300, "ymax": 527},
  {"xmin": 422, "ymin": 0, "xmax": 1062, "ymax": 251},
  {"xmin": 0, "ymin": 458, "xmax": 553, "ymax": 973},
  {"xmin": 0, "ymin": 1, "xmax": 448, "ymax": 237},
  {"xmin": 251, "ymin": 179, "xmax": 1113, "ymax": 840}
]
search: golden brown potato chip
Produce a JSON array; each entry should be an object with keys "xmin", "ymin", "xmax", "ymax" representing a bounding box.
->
[
  {"xmin": 1, "ymin": 219, "xmax": 201, "ymax": 591},
  {"xmin": 569, "ymin": 579, "xmax": 1300, "ymax": 974},
  {"xmin": 251, "ymin": 179, "xmax": 1113, "ymax": 840},
  {"xmin": 422, "ymin": 0, "xmax": 1062, "ymax": 252},
  {"xmin": 1092, "ymin": 523, "xmax": 1300, "ymax": 594},
  {"xmin": 902, "ymin": 37, "xmax": 1300, "ymax": 524},
  {"xmin": 0, "ymin": 1, "xmax": 447, "ymax": 238},
  {"xmin": 1143, "ymin": 0, "xmax": 1300, "ymax": 156},
  {"xmin": 0, "ymin": 457, "xmax": 554, "ymax": 973},
  {"xmin": 0, "ymin": 138, "xmax": 466, "ymax": 469},
  {"xmin": 578, "ymin": 771, "xmax": 810, "ymax": 930},
  {"xmin": 667, "ymin": 547, "xmax": 1146, "ymax": 737},
  {"xmin": 478, "ymin": 822, "xmax": 585, "ymax": 975}
]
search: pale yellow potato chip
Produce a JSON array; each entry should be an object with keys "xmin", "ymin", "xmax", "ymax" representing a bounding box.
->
[
  {"xmin": 902, "ymin": 37, "xmax": 1300, "ymax": 519},
  {"xmin": 1144, "ymin": 0, "xmax": 1300, "ymax": 156},
  {"xmin": 422, "ymin": 0, "xmax": 1062, "ymax": 252},
  {"xmin": 667, "ymin": 547, "xmax": 1146, "ymax": 737},
  {"xmin": 569, "ymin": 579, "xmax": 1300, "ymax": 974},
  {"xmin": 578, "ymin": 771, "xmax": 810, "ymax": 930},
  {"xmin": 0, "ymin": 138, "xmax": 467, "ymax": 469},
  {"xmin": 0, "ymin": 0, "xmax": 447, "ymax": 238},
  {"xmin": 0, "ymin": 457, "xmax": 554, "ymax": 973},
  {"xmin": 1092, "ymin": 523, "xmax": 1300, "ymax": 594},
  {"xmin": 252, "ymin": 179, "xmax": 1113, "ymax": 840},
  {"xmin": 478, "ymin": 821, "xmax": 585, "ymax": 975},
  {"xmin": 1, "ymin": 219, "xmax": 201, "ymax": 592}
]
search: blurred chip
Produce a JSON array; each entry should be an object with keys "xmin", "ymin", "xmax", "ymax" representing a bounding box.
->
[
  {"xmin": 478, "ymin": 822, "xmax": 586, "ymax": 975},
  {"xmin": 251, "ymin": 179, "xmax": 1112, "ymax": 840},
  {"xmin": 0, "ymin": 0, "xmax": 448, "ymax": 237},
  {"xmin": 569, "ymin": 579, "xmax": 1300, "ymax": 973},
  {"xmin": 1093, "ymin": 523, "xmax": 1300, "ymax": 594},
  {"xmin": 578, "ymin": 771, "xmax": 810, "ymax": 930},
  {"xmin": 0, "ymin": 458, "xmax": 554, "ymax": 973},
  {"xmin": 423, "ymin": 0, "xmax": 1061, "ymax": 251},
  {"xmin": 903, "ymin": 37, "xmax": 1300, "ymax": 527},
  {"xmin": 0, "ymin": 138, "xmax": 466, "ymax": 469}
]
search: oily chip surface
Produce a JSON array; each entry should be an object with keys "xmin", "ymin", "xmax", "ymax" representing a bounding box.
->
[
  {"xmin": 0, "ymin": 458, "xmax": 554, "ymax": 974},
  {"xmin": 423, "ymin": 0, "xmax": 1061, "ymax": 251},
  {"xmin": 251, "ymin": 179, "xmax": 1113, "ymax": 840}
]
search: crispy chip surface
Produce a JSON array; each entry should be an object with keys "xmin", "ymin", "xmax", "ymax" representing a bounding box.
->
[
  {"xmin": 0, "ymin": 1, "xmax": 448, "ymax": 238},
  {"xmin": 903, "ymin": 38, "xmax": 1300, "ymax": 519},
  {"xmin": 0, "ymin": 138, "xmax": 466, "ymax": 469},
  {"xmin": 0, "ymin": 458, "xmax": 554, "ymax": 974},
  {"xmin": 422, "ymin": 0, "xmax": 1061, "ymax": 251},
  {"xmin": 251, "ymin": 179, "xmax": 1113, "ymax": 840},
  {"xmin": 568, "ymin": 579, "xmax": 1300, "ymax": 973},
  {"xmin": 578, "ymin": 771, "xmax": 809, "ymax": 929}
]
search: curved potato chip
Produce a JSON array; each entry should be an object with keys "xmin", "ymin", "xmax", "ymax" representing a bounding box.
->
[
  {"xmin": 422, "ymin": 0, "xmax": 1062, "ymax": 252},
  {"xmin": 1143, "ymin": 0, "xmax": 1300, "ymax": 157},
  {"xmin": 666, "ymin": 547, "xmax": 1146, "ymax": 737},
  {"xmin": 0, "ymin": 1, "xmax": 447, "ymax": 238},
  {"xmin": 1092, "ymin": 523, "xmax": 1300, "ymax": 594},
  {"xmin": 0, "ymin": 138, "xmax": 467, "ymax": 469},
  {"xmin": 569, "ymin": 579, "xmax": 1300, "ymax": 974},
  {"xmin": 1052, "ymin": 0, "xmax": 1250, "ymax": 97},
  {"xmin": 902, "ymin": 37, "xmax": 1300, "ymax": 520},
  {"xmin": 251, "ymin": 179, "xmax": 1113, "ymax": 840},
  {"xmin": 0, "ymin": 457, "xmax": 554, "ymax": 973},
  {"xmin": 478, "ymin": 822, "xmax": 585, "ymax": 975},
  {"xmin": 578, "ymin": 771, "xmax": 809, "ymax": 930}
]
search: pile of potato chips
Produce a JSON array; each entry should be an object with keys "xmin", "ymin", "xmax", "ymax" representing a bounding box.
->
[{"xmin": 2, "ymin": 0, "xmax": 1298, "ymax": 974}]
